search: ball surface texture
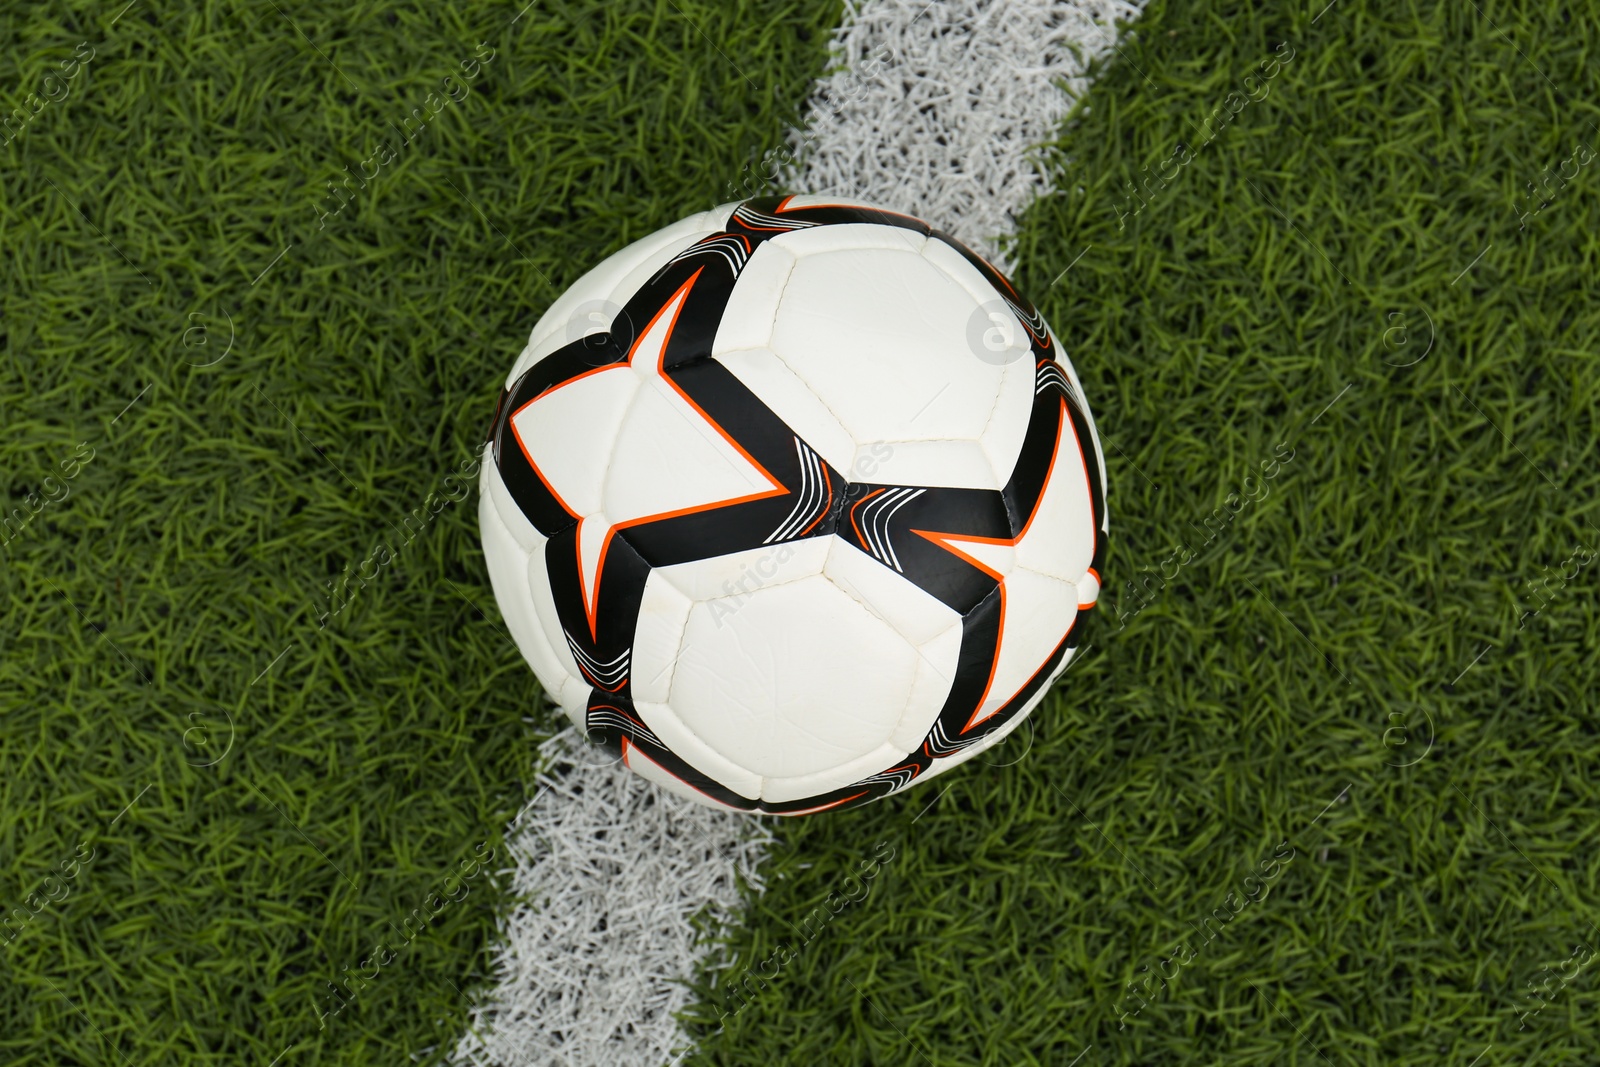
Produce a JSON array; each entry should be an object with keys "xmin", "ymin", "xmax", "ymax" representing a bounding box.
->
[{"xmin": 480, "ymin": 196, "xmax": 1107, "ymax": 814}]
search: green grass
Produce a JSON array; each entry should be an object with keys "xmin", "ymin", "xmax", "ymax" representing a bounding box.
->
[
  {"xmin": 683, "ymin": 0, "xmax": 1600, "ymax": 1065},
  {"xmin": 5, "ymin": 0, "xmax": 1600, "ymax": 1065},
  {"xmin": 0, "ymin": 1, "xmax": 840, "ymax": 1064}
]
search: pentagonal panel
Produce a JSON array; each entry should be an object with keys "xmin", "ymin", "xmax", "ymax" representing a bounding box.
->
[
  {"xmin": 669, "ymin": 574, "xmax": 918, "ymax": 779},
  {"xmin": 919, "ymin": 236, "xmax": 1015, "ymax": 318},
  {"xmin": 768, "ymin": 246, "xmax": 1007, "ymax": 444}
]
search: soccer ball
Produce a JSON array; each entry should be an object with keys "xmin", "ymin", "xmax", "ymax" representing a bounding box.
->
[{"xmin": 479, "ymin": 195, "xmax": 1107, "ymax": 815}]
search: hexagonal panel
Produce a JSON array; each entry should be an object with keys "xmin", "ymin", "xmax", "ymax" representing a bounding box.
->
[
  {"xmin": 478, "ymin": 488, "xmax": 573, "ymax": 701},
  {"xmin": 651, "ymin": 534, "xmax": 828, "ymax": 604},
  {"xmin": 857, "ymin": 438, "xmax": 1000, "ymax": 492},
  {"xmin": 768, "ymin": 245, "xmax": 1007, "ymax": 445},
  {"xmin": 710, "ymin": 241, "xmax": 796, "ymax": 354},
  {"xmin": 823, "ymin": 536, "xmax": 961, "ymax": 647},
  {"xmin": 668, "ymin": 573, "xmax": 919, "ymax": 779},
  {"xmin": 629, "ymin": 570, "xmax": 694, "ymax": 705},
  {"xmin": 977, "ymin": 354, "xmax": 1039, "ymax": 488}
]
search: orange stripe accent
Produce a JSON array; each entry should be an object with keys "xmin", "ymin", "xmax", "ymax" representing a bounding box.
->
[
  {"xmin": 972, "ymin": 255, "xmax": 1050, "ymax": 347},
  {"xmin": 980, "ymin": 630, "xmax": 1082, "ymax": 739},
  {"xmin": 990, "ymin": 636, "xmax": 1076, "ymax": 724},
  {"xmin": 771, "ymin": 196, "xmax": 927, "ymax": 228},
  {"xmin": 581, "ymin": 670, "xmax": 628, "ymax": 693},
  {"xmin": 696, "ymin": 232, "xmax": 752, "ymax": 253},
  {"xmin": 960, "ymin": 399, "xmax": 1093, "ymax": 723},
  {"xmin": 798, "ymin": 464, "xmax": 833, "ymax": 537},
  {"xmin": 563, "ymin": 266, "xmax": 801, "ymax": 640},
  {"xmin": 574, "ymin": 521, "xmax": 620, "ymax": 645},
  {"xmin": 849, "ymin": 487, "xmax": 888, "ymax": 547},
  {"xmin": 906, "ymin": 528, "xmax": 1009, "ymax": 735},
  {"xmin": 960, "ymin": 581, "xmax": 1004, "ymax": 733},
  {"xmin": 908, "ymin": 529, "xmax": 1010, "ymax": 581},
  {"xmin": 1041, "ymin": 385, "xmax": 1098, "ymax": 561},
  {"xmin": 1021, "ymin": 317, "xmax": 1051, "ymax": 348},
  {"xmin": 729, "ymin": 197, "xmax": 803, "ymax": 232},
  {"xmin": 656, "ymin": 371, "xmax": 787, "ymax": 495},
  {"xmin": 636, "ymin": 265, "xmax": 789, "ymax": 511},
  {"xmin": 615, "ymin": 487, "xmax": 789, "ymax": 532},
  {"xmin": 778, "ymin": 791, "xmax": 869, "ymax": 816},
  {"xmin": 628, "ymin": 268, "xmax": 701, "ymax": 368},
  {"xmin": 1079, "ymin": 564, "xmax": 1100, "ymax": 610},
  {"xmin": 896, "ymin": 392, "xmax": 1087, "ymax": 738},
  {"xmin": 575, "ymin": 520, "xmax": 597, "ymax": 639},
  {"xmin": 1015, "ymin": 395, "xmax": 1066, "ymax": 541},
  {"xmin": 565, "ymin": 275, "xmax": 713, "ymax": 642}
]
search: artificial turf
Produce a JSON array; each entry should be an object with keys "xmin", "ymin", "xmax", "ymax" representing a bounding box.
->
[
  {"xmin": 4, "ymin": 0, "xmax": 1599, "ymax": 1065},
  {"xmin": 0, "ymin": 1, "xmax": 841, "ymax": 1064},
  {"xmin": 681, "ymin": 0, "xmax": 1600, "ymax": 1065}
]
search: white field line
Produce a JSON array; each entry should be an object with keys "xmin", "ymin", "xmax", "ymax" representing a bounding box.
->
[
  {"xmin": 791, "ymin": 0, "xmax": 1145, "ymax": 271},
  {"xmin": 451, "ymin": 2, "xmax": 1146, "ymax": 1065},
  {"xmin": 451, "ymin": 728, "xmax": 773, "ymax": 1067}
]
